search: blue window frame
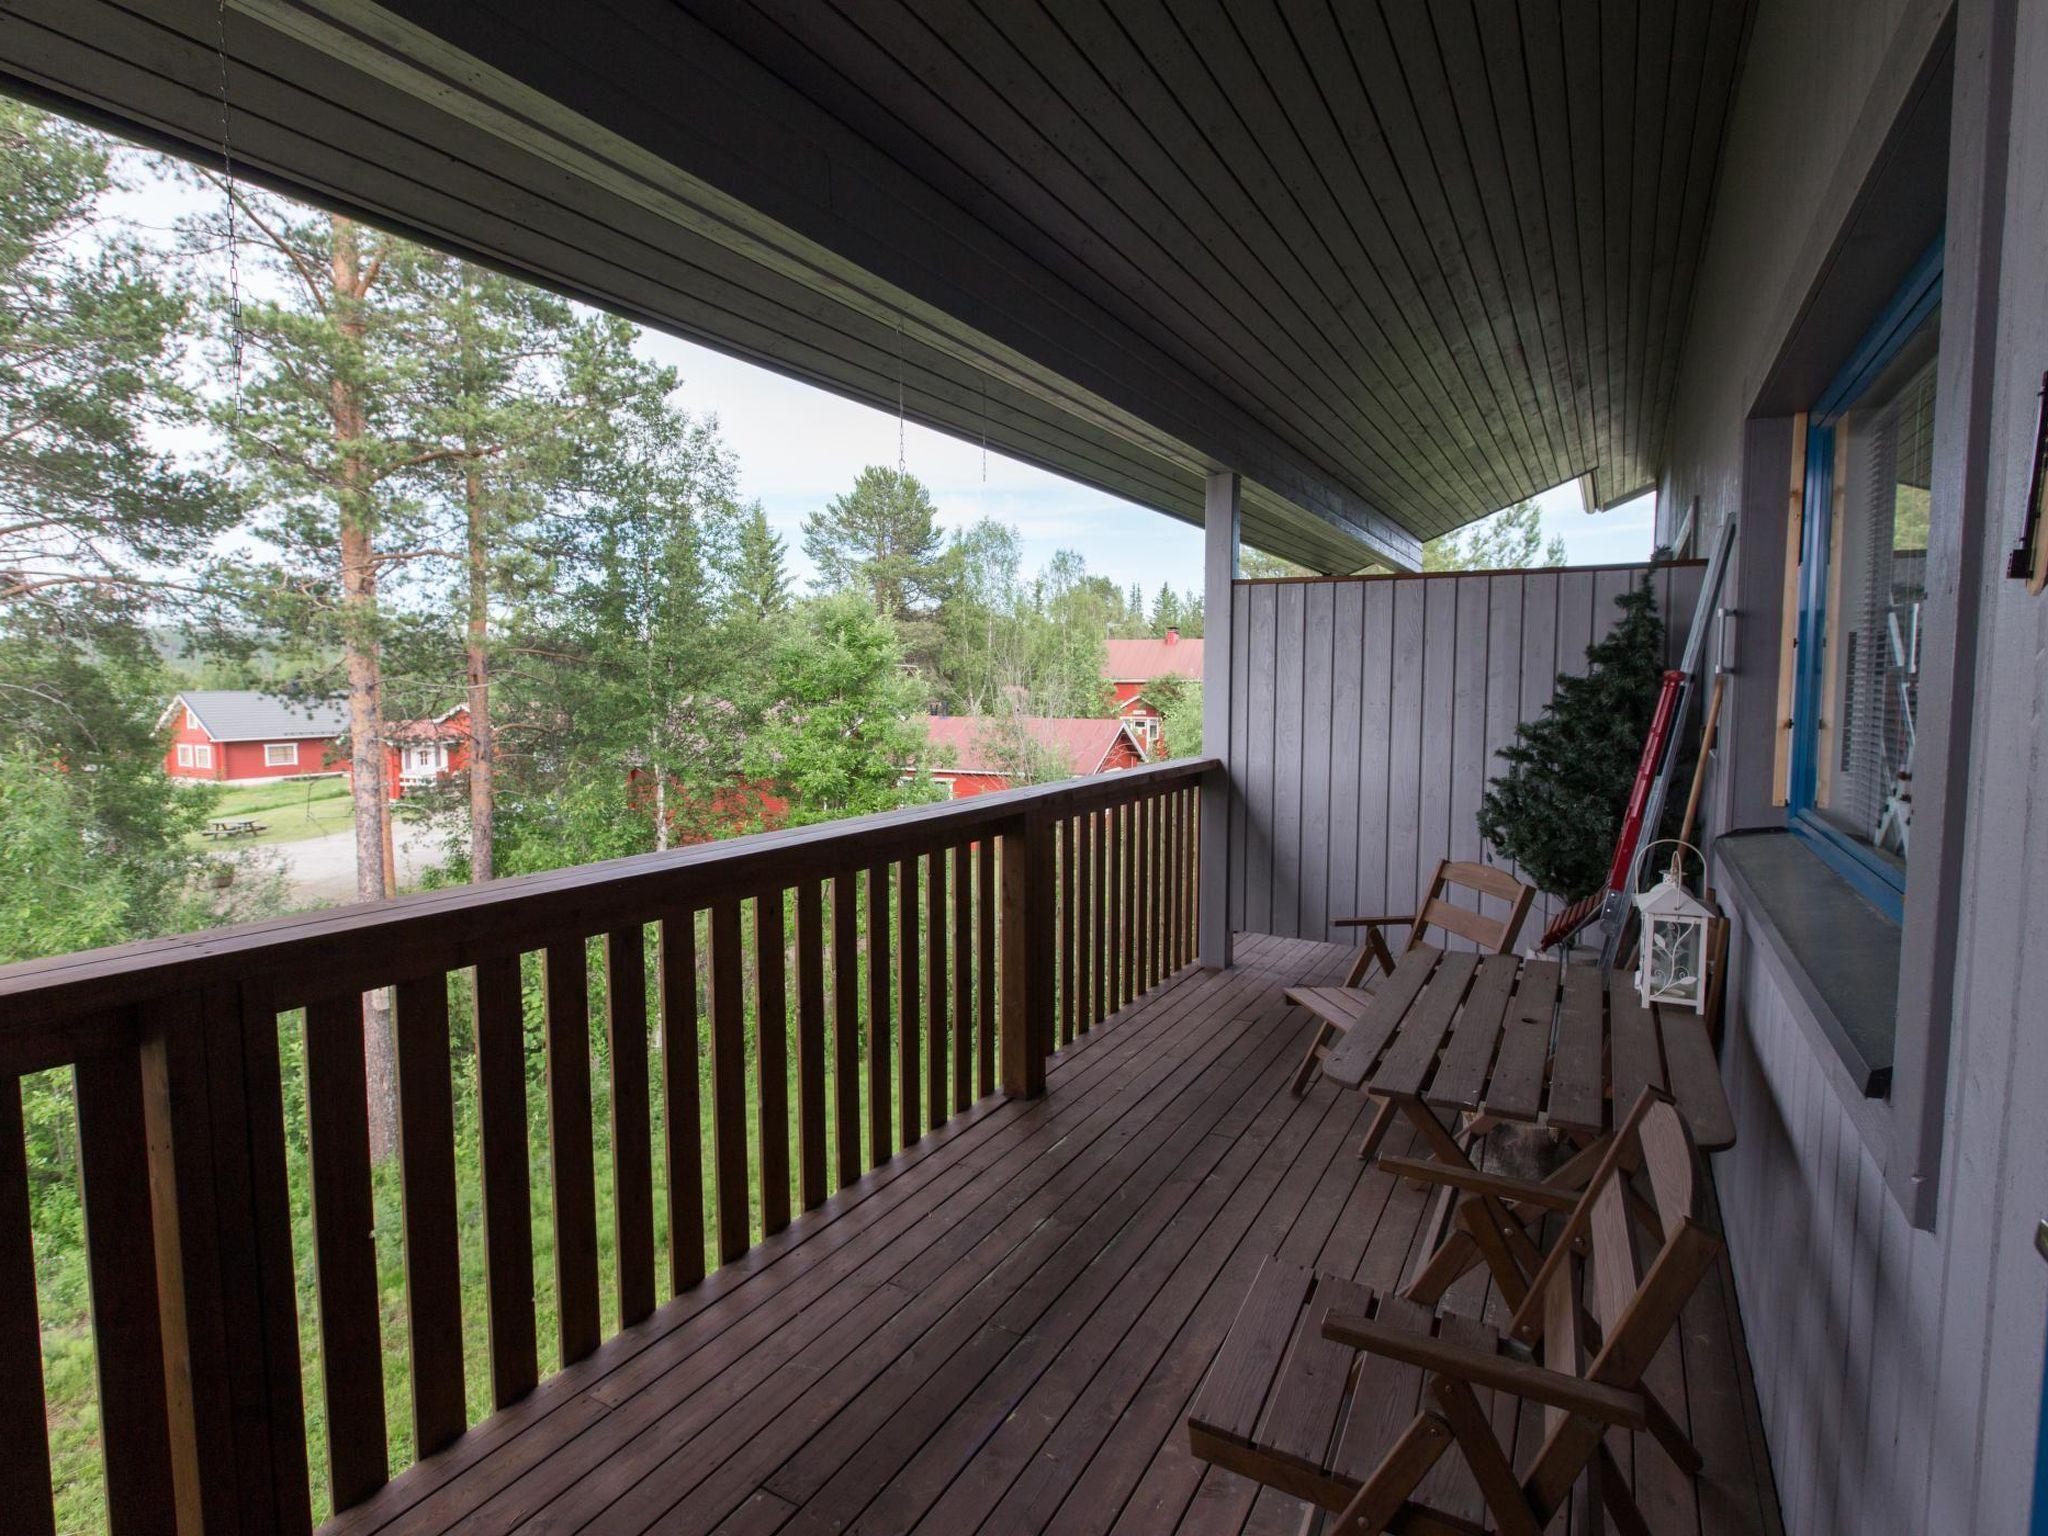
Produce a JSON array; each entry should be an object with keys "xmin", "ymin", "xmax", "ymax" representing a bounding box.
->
[{"xmin": 1786, "ymin": 239, "xmax": 1943, "ymax": 922}]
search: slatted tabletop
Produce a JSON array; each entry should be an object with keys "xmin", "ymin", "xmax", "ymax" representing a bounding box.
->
[{"xmin": 1300, "ymin": 944, "xmax": 1735, "ymax": 1151}]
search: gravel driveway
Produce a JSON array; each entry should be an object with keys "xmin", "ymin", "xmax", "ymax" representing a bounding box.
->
[{"xmin": 273, "ymin": 819, "xmax": 449, "ymax": 904}]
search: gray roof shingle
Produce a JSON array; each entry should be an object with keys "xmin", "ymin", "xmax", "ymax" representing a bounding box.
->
[{"xmin": 174, "ymin": 690, "xmax": 349, "ymax": 742}]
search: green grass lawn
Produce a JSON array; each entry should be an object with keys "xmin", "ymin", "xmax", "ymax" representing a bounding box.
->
[{"xmin": 187, "ymin": 775, "xmax": 357, "ymax": 847}]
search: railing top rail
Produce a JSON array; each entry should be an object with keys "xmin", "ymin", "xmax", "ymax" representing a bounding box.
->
[{"xmin": 0, "ymin": 757, "xmax": 1217, "ymax": 1030}]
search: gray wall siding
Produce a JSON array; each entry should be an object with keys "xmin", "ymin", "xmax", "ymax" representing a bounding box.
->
[
  {"xmin": 1657, "ymin": 0, "xmax": 2048, "ymax": 1531},
  {"xmin": 1225, "ymin": 562, "xmax": 1703, "ymax": 944}
]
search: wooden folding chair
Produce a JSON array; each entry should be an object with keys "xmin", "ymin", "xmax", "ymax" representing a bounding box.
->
[
  {"xmin": 1293, "ymin": 860, "xmax": 1535, "ymax": 1098},
  {"xmin": 1187, "ymin": 1090, "xmax": 1719, "ymax": 1535},
  {"xmin": 1290, "ymin": 860, "xmax": 1535, "ymax": 1155}
]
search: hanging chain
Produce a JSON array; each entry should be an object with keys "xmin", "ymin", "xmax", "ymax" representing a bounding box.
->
[
  {"xmin": 895, "ymin": 314, "xmax": 907, "ymax": 476},
  {"xmin": 214, "ymin": 0, "xmax": 244, "ymax": 421}
]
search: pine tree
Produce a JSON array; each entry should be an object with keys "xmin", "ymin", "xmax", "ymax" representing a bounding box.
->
[
  {"xmin": 0, "ymin": 102, "xmax": 230, "ymax": 959},
  {"xmin": 1151, "ymin": 582, "xmax": 1183, "ymax": 634},
  {"xmin": 803, "ymin": 465, "xmax": 950, "ymax": 617},
  {"xmin": 1422, "ymin": 499, "xmax": 1566, "ymax": 571},
  {"xmin": 731, "ymin": 502, "xmax": 791, "ymax": 622},
  {"xmin": 1477, "ymin": 579, "xmax": 1667, "ymax": 897}
]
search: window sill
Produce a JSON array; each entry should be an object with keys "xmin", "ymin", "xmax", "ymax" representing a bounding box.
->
[{"xmin": 1712, "ymin": 829, "xmax": 1899, "ymax": 1097}]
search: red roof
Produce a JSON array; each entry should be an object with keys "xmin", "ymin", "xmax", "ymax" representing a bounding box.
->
[
  {"xmin": 919, "ymin": 715, "xmax": 1142, "ymax": 777},
  {"xmin": 1102, "ymin": 633, "xmax": 1203, "ymax": 683}
]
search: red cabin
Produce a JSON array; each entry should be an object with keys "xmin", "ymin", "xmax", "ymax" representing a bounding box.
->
[
  {"xmin": 916, "ymin": 715, "xmax": 1148, "ymax": 800},
  {"xmin": 159, "ymin": 690, "xmax": 348, "ymax": 785},
  {"xmin": 1101, "ymin": 629, "xmax": 1202, "ymax": 755}
]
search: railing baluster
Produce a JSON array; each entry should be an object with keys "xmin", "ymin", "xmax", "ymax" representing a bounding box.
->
[
  {"xmin": 924, "ymin": 850, "xmax": 947, "ymax": 1133},
  {"xmin": 755, "ymin": 892, "xmax": 791, "ymax": 1237},
  {"xmin": 394, "ymin": 975, "xmax": 465, "ymax": 1454},
  {"xmin": 1073, "ymin": 811, "xmax": 1093, "ymax": 1037},
  {"xmin": 976, "ymin": 839, "xmax": 996, "ymax": 1100},
  {"xmin": 951, "ymin": 843, "xmax": 972, "ymax": 1113},
  {"xmin": 606, "ymin": 927, "xmax": 655, "ymax": 1327},
  {"xmin": 795, "ymin": 881, "xmax": 828, "ymax": 1211},
  {"xmin": 1103, "ymin": 802, "xmax": 1120, "ymax": 1013},
  {"xmin": 1000, "ymin": 814, "xmax": 1053, "ymax": 1097},
  {"xmin": 896, "ymin": 858, "xmax": 920, "ymax": 1150},
  {"xmin": 1130, "ymin": 798, "xmax": 1144, "ymax": 1005},
  {"xmin": 1161, "ymin": 791, "xmax": 1177, "ymax": 977},
  {"xmin": 1089, "ymin": 810, "xmax": 1106, "ymax": 1028},
  {"xmin": 473, "ymin": 954, "xmax": 538, "ymax": 1400},
  {"xmin": 0, "ymin": 1075, "xmax": 54, "ymax": 1536},
  {"xmin": 1141, "ymin": 796, "xmax": 1156, "ymax": 991},
  {"xmin": 1155, "ymin": 794, "xmax": 1171, "ymax": 987},
  {"xmin": 657, "ymin": 914, "xmax": 704, "ymax": 1294},
  {"xmin": 865, "ymin": 861, "xmax": 892, "ymax": 1166},
  {"xmin": 1058, "ymin": 816, "xmax": 1076, "ymax": 1047},
  {"xmin": 73, "ymin": 1040, "xmax": 176, "ymax": 1536},
  {"xmin": 543, "ymin": 942, "xmax": 600, "ymax": 1364},
  {"xmin": 831, "ymin": 874, "xmax": 862, "ymax": 1188},
  {"xmin": 707, "ymin": 898, "xmax": 749, "ymax": 1264},
  {"xmin": 301, "ymin": 993, "xmax": 388, "ymax": 1506}
]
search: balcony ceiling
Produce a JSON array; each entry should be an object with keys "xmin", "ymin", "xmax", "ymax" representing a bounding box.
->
[{"xmin": 0, "ymin": 0, "xmax": 1749, "ymax": 572}]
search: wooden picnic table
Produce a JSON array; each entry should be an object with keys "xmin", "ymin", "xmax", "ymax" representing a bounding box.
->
[
  {"xmin": 205, "ymin": 816, "xmax": 268, "ymax": 839},
  {"xmin": 1290, "ymin": 943, "xmax": 1734, "ymax": 1302}
]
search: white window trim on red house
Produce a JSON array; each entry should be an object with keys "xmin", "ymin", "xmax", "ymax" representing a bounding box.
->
[
  {"xmin": 176, "ymin": 742, "xmax": 212, "ymax": 769},
  {"xmin": 264, "ymin": 741, "xmax": 299, "ymax": 767}
]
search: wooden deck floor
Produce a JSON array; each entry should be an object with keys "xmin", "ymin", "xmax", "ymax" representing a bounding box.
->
[{"xmin": 327, "ymin": 933, "xmax": 1783, "ymax": 1536}]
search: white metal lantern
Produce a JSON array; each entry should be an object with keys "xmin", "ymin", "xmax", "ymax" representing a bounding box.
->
[{"xmin": 1632, "ymin": 841, "xmax": 1714, "ymax": 1013}]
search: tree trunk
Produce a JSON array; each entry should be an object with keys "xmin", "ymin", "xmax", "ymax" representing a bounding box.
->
[
  {"xmin": 331, "ymin": 215, "xmax": 399, "ymax": 1160},
  {"xmin": 464, "ymin": 460, "xmax": 494, "ymax": 882}
]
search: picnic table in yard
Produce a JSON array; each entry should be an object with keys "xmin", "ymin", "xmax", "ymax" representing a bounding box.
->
[
  {"xmin": 204, "ymin": 816, "xmax": 268, "ymax": 839},
  {"xmin": 1291, "ymin": 943, "xmax": 1735, "ymax": 1305}
]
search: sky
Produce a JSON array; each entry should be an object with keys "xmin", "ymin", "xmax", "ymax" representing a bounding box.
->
[
  {"xmin": 105, "ymin": 139, "xmax": 1656, "ymax": 597},
  {"xmin": 634, "ymin": 330, "xmax": 1660, "ymax": 595}
]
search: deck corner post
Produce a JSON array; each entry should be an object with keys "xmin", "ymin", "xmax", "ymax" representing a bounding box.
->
[
  {"xmin": 1199, "ymin": 469, "xmax": 1239, "ymax": 970},
  {"xmin": 999, "ymin": 811, "xmax": 1053, "ymax": 1098}
]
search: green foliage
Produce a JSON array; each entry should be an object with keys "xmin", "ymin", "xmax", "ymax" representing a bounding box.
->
[
  {"xmin": 744, "ymin": 593, "xmax": 939, "ymax": 823},
  {"xmin": 1151, "ymin": 676, "xmax": 1205, "ymax": 761},
  {"xmin": 802, "ymin": 466, "xmax": 952, "ymax": 619},
  {"xmin": 730, "ymin": 502, "xmax": 791, "ymax": 623},
  {"xmin": 0, "ymin": 101, "xmax": 232, "ymax": 638},
  {"xmin": 1237, "ymin": 546, "xmax": 1312, "ymax": 579},
  {"xmin": 1476, "ymin": 580, "xmax": 1668, "ymax": 897},
  {"xmin": 1421, "ymin": 499, "xmax": 1566, "ymax": 572}
]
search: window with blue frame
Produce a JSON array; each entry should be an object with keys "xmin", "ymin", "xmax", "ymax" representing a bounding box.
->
[{"xmin": 1788, "ymin": 241, "xmax": 1943, "ymax": 922}]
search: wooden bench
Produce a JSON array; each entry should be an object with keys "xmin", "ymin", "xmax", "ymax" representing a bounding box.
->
[{"xmin": 1187, "ymin": 1089, "xmax": 1719, "ymax": 1535}]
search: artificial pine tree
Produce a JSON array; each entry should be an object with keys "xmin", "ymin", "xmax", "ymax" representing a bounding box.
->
[{"xmin": 1477, "ymin": 578, "xmax": 1668, "ymax": 897}]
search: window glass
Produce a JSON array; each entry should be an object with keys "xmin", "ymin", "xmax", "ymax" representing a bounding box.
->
[
  {"xmin": 1811, "ymin": 319, "xmax": 1938, "ymax": 872},
  {"xmin": 265, "ymin": 741, "xmax": 298, "ymax": 766}
]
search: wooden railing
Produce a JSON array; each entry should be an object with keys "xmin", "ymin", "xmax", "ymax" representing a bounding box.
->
[{"xmin": 0, "ymin": 757, "xmax": 1214, "ymax": 1533}]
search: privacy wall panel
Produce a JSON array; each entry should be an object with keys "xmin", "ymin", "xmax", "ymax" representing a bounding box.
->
[{"xmin": 1227, "ymin": 561, "xmax": 1705, "ymax": 944}]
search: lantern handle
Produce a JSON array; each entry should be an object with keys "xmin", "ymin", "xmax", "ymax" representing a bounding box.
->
[{"xmin": 1630, "ymin": 838, "xmax": 1704, "ymax": 899}]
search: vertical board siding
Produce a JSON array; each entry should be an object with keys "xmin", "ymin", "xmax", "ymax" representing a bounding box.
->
[
  {"xmin": 1717, "ymin": 932, "xmax": 1932, "ymax": 1536},
  {"xmin": 1228, "ymin": 562, "xmax": 1703, "ymax": 940}
]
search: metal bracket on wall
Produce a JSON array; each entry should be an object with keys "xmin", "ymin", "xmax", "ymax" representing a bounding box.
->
[{"xmin": 2007, "ymin": 370, "xmax": 2048, "ymax": 593}]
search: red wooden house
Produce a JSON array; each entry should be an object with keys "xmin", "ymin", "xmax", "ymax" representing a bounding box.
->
[
  {"xmin": 1101, "ymin": 629, "xmax": 1202, "ymax": 754},
  {"xmin": 160, "ymin": 691, "xmax": 349, "ymax": 785},
  {"xmin": 916, "ymin": 714, "xmax": 1148, "ymax": 801},
  {"xmin": 161, "ymin": 691, "xmax": 468, "ymax": 799}
]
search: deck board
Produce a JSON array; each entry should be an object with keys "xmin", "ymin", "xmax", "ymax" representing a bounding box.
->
[{"xmin": 325, "ymin": 934, "xmax": 1781, "ymax": 1536}]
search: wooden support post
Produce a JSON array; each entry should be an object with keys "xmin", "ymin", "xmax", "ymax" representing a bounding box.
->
[
  {"xmin": 1000, "ymin": 813, "xmax": 1053, "ymax": 1098},
  {"xmin": 140, "ymin": 984, "xmax": 313, "ymax": 1536},
  {"xmin": 1199, "ymin": 469, "xmax": 1239, "ymax": 969}
]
